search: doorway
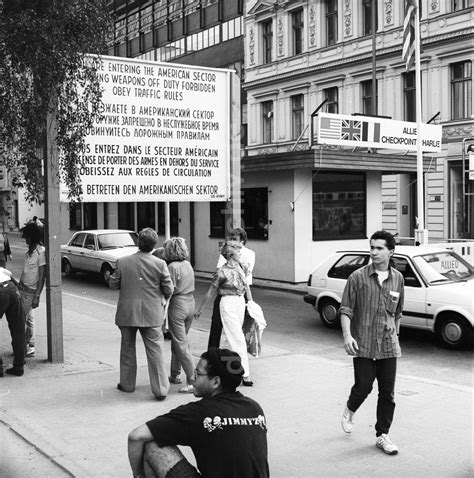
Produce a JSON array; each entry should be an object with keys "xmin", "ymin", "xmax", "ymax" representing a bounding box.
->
[{"xmin": 450, "ymin": 165, "xmax": 473, "ymax": 239}]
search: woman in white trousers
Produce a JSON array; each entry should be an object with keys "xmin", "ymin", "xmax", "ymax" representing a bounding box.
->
[{"xmin": 195, "ymin": 241, "xmax": 253, "ymax": 386}]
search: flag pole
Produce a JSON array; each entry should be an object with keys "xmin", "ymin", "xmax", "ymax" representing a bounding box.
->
[{"xmin": 414, "ymin": 2, "xmax": 427, "ymax": 245}]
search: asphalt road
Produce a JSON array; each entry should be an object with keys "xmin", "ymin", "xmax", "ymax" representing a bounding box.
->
[{"xmin": 5, "ymin": 234, "xmax": 473, "ymax": 389}]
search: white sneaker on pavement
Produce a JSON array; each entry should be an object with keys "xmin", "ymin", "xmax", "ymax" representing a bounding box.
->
[
  {"xmin": 376, "ymin": 434, "xmax": 399, "ymax": 455},
  {"xmin": 178, "ymin": 384, "xmax": 194, "ymax": 393},
  {"xmin": 341, "ymin": 405, "xmax": 355, "ymax": 434},
  {"xmin": 26, "ymin": 346, "xmax": 35, "ymax": 357},
  {"xmin": 169, "ymin": 375, "xmax": 182, "ymax": 384}
]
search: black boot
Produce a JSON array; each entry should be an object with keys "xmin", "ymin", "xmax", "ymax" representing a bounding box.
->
[{"xmin": 5, "ymin": 367, "xmax": 24, "ymax": 377}]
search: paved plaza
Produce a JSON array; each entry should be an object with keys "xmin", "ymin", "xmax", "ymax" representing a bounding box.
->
[{"xmin": 0, "ymin": 288, "xmax": 472, "ymax": 477}]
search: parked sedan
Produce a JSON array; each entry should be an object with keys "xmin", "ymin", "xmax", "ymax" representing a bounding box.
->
[
  {"xmin": 304, "ymin": 246, "xmax": 474, "ymax": 349},
  {"xmin": 61, "ymin": 229, "xmax": 138, "ymax": 283}
]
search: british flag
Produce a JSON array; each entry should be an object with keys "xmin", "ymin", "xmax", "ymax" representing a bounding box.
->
[{"xmin": 341, "ymin": 119, "xmax": 362, "ymax": 141}]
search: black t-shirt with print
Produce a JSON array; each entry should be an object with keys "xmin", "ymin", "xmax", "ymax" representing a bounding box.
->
[{"xmin": 146, "ymin": 392, "xmax": 269, "ymax": 478}]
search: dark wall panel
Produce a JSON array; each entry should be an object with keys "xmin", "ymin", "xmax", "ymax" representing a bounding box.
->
[{"xmin": 170, "ymin": 37, "xmax": 243, "ymax": 68}]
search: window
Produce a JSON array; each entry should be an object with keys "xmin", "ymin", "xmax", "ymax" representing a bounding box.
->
[
  {"xmin": 137, "ymin": 202, "xmax": 156, "ymax": 231},
  {"xmin": 83, "ymin": 203, "xmax": 97, "ymax": 230},
  {"xmin": 210, "ymin": 201, "xmax": 227, "ymax": 238},
  {"xmin": 262, "ymin": 101, "xmax": 274, "ymax": 144},
  {"xmin": 324, "ymin": 87, "xmax": 338, "ymax": 114},
  {"xmin": 70, "ymin": 233, "xmax": 86, "ymax": 248},
  {"xmin": 326, "ymin": 0, "xmax": 337, "ymax": 46},
  {"xmin": 242, "ymin": 188, "xmax": 269, "ymax": 239},
  {"xmin": 68, "ymin": 203, "xmax": 96, "ymax": 230},
  {"xmin": 403, "ymin": 72, "xmax": 416, "ymax": 122},
  {"xmin": 262, "ymin": 19, "xmax": 273, "ymax": 64},
  {"xmin": 451, "ymin": 61, "xmax": 472, "ymax": 120},
  {"xmin": 328, "ymin": 254, "xmax": 369, "ymax": 279},
  {"xmin": 452, "ymin": 0, "xmax": 474, "ymax": 11},
  {"xmin": 222, "ymin": 17, "xmax": 243, "ymax": 42},
  {"xmin": 210, "ymin": 189, "xmax": 269, "ymax": 240},
  {"xmin": 362, "ymin": 0, "xmax": 377, "ymax": 36},
  {"xmin": 157, "ymin": 202, "xmax": 179, "ymax": 236},
  {"xmin": 291, "ymin": 94, "xmax": 304, "ymax": 140},
  {"xmin": 361, "ymin": 79, "xmax": 378, "ymax": 115},
  {"xmin": 69, "ymin": 203, "xmax": 81, "ymax": 231},
  {"xmin": 103, "ymin": 203, "xmax": 109, "ymax": 229},
  {"xmin": 292, "ymin": 9, "xmax": 304, "ymax": 55},
  {"xmin": 391, "ymin": 257, "xmax": 422, "ymax": 288},
  {"xmin": 312, "ymin": 172, "xmax": 366, "ymax": 241},
  {"xmin": 118, "ymin": 203, "xmax": 135, "ymax": 230},
  {"xmin": 84, "ymin": 234, "xmax": 96, "ymax": 250}
]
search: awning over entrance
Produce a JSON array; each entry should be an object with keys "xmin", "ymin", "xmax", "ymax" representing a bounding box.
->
[{"xmin": 242, "ymin": 147, "xmax": 432, "ymax": 173}]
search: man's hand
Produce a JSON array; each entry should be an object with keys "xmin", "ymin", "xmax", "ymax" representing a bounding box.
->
[
  {"xmin": 343, "ymin": 334, "xmax": 359, "ymax": 356},
  {"xmin": 194, "ymin": 310, "xmax": 201, "ymax": 320},
  {"xmin": 32, "ymin": 296, "xmax": 40, "ymax": 309}
]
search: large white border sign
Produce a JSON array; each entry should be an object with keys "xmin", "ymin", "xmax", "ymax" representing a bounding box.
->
[{"xmin": 60, "ymin": 55, "xmax": 231, "ymax": 202}]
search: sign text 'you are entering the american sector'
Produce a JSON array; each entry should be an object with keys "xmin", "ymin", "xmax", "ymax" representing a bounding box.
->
[{"xmin": 60, "ymin": 55, "xmax": 231, "ymax": 203}]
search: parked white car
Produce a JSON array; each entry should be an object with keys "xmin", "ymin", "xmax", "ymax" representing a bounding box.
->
[
  {"xmin": 304, "ymin": 246, "xmax": 474, "ymax": 349},
  {"xmin": 61, "ymin": 229, "xmax": 138, "ymax": 283}
]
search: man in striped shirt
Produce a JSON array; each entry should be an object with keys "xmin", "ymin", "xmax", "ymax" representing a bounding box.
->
[{"xmin": 339, "ymin": 230, "xmax": 404, "ymax": 455}]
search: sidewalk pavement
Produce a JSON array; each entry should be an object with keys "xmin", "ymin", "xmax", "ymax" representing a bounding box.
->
[{"xmin": 1, "ymin": 288, "xmax": 473, "ymax": 477}]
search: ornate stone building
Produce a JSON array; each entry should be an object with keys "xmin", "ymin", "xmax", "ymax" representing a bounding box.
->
[{"xmin": 243, "ymin": 0, "xmax": 473, "ymax": 280}]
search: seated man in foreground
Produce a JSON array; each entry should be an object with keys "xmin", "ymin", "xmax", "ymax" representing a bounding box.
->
[{"xmin": 128, "ymin": 348, "xmax": 269, "ymax": 478}]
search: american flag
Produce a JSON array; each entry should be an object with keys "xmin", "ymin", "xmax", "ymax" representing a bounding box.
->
[
  {"xmin": 319, "ymin": 116, "xmax": 342, "ymax": 140},
  {"xmin": 402, "ymin": 0, "xmax": 417, "ymax": 72},
  {"xmin": 341, "ymin": 120, "xmax": 361, "ymax": 141}
]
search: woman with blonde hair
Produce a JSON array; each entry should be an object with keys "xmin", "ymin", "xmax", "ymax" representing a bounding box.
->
[
  {"xmin": 195, "ymin": 241, "xmax": 253, "ymax": 386},
  {"xmin": 163, "ymin": 237, "xmax": 196, "ymax": 393}
]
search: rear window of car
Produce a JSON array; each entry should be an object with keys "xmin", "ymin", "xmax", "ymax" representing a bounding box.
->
[
  {"xmin": 328, "ymin": 254, "xmax": 369, "ymax": 279},
  {"xmin": 98, "ymin": 232, "xmax": 138, "ymax": 250}
]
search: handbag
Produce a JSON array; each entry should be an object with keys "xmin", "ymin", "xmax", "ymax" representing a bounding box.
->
[{"xmin": 243, "ymin": 300, "xmax": 267, "ymax": 357}]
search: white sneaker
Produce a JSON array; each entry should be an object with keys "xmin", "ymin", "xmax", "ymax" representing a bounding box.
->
[
  {"xmin": 26, "ymin": 346, "xmax": 35, "ymax": 357},
  {"xmin": 341, "ymin": 405, "xmax": 355, "ymax": 434},
  {"xmin": 169, "ymin": 375, "xmax": 182, "ymax": 384},
  {"xmin": 178, "ymin": 384, "xmax": 194, "ymax": 393},
  {"xmin": 376, "ymin": 434, "xmax": 399, "ymax": 455}
]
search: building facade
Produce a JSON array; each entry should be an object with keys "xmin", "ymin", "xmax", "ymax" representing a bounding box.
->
[
  {"xmin": 10, "ymin": 0, "xmax": 472, "ymax": 283},
  {"xmin": 242, "ymin": 0, "xmax": 473, "ymax": 281}
]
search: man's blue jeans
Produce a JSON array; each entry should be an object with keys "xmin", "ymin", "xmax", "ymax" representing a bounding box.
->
[
  {"xmin": 0, "ymin": 282, "xmax": 26, "ymax": 369},
  {"xmin": 347, "ymin": 357, "xmax": 397, "ymax": 436}
]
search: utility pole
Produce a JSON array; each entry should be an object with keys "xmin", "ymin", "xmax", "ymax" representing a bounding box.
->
[
  {"xmin": 44, "ymin": 100, "xmax": 64, "ymax": 363},
  {"xmin": 371, "ymin": 0, "xmax": 377, "ymax": 116},
  {"xmin": 413, "ymin": 4, "xmax": 428, "ymax": 245}
]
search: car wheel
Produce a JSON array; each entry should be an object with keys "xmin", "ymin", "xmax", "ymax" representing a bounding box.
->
[
  {"xmin": 318, "ymin": 298, "xmax": 341, "ymax": 329},
  {"xmin": 62, "ymin": 259, "xmax": 74, "ymax": 277},
  {"xmin": 101, "ymin": 264, "xmax": 113, "ymax": 284},
  {"xmin": 436, "ymin": 314, "xmax": 471, "ymax": 350}
]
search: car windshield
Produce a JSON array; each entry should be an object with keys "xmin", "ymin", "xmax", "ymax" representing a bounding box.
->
[
  {"xmin": 98, "ymin": 232, "xmax": 138, "ymax": 250},
  {"xmin": 412, "ymin": 251, "xmax": 474, "ymax": 285}
]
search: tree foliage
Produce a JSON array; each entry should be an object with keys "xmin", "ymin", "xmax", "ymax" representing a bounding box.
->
[{"xmin": 0, "ymin": 0, "xmax": 112, "ymax": 203}]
